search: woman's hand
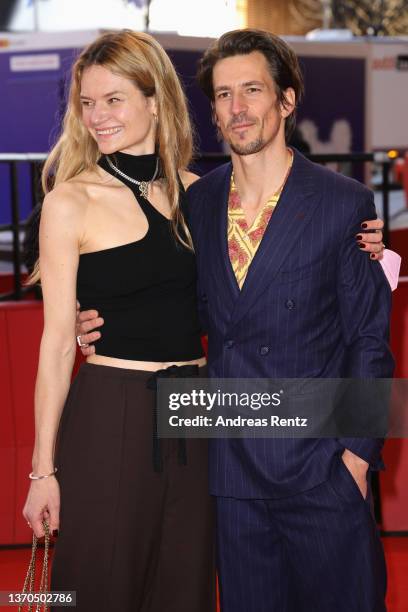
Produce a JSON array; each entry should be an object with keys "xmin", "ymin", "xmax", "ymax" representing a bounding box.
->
[
  {"xmin": 23, "ymin": 476, "xmax": 60, "ymax": 538},
  {"xmin": 356, "ymin": 218, "xmax": 385, "ymax": 260}
]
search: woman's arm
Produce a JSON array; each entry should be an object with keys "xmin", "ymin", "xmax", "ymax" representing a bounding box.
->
[{"xmin": 23, "ymin": 184, "xmax": 84, "ymax": 537}]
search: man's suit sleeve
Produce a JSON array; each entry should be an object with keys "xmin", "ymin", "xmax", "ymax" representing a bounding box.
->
[
  {"xmin": 336, "ymin": 188, "xmax": 395, "ymax": 467},
  {"xmin": 185, "ymin": 184, "xmax": 209, "ymax": 335}
]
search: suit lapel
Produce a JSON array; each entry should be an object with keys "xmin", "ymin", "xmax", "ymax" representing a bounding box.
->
[{"xmin": 228, "ymin": 150, "xmax": 322, "ymax": 328}]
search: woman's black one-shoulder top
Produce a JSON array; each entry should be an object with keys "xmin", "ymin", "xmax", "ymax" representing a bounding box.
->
[{"xmin": 76, "ymin": 152, "xmax": 204, "ymax": 362}]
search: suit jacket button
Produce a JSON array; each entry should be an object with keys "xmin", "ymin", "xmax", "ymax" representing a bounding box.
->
[
  {"xmin": 225, "ymin": 339, "xmax": 234, "ymax": 348},
  {"xmin": 201, "ymin": 294, "xmax": 208, "ymax": 303},
  {"xmin": 285, "ymin": 299, "xmax": 295, "ymax": 309},
  {"xmin": 259, "ymin": 345, "xmax": 270, "ymax": 356}
]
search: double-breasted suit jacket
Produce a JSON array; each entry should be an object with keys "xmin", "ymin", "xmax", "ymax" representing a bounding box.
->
[{"xmin": 187, "ymin": 148, "xmax": 394, "ymax": 499}]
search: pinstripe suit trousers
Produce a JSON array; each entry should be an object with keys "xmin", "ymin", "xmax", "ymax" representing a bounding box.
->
[{"xmin": 216, "ymin": 453, "xmax": 386, "ymax": 612}]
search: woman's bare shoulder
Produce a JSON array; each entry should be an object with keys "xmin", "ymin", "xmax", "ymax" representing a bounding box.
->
[
  {"xmin": 44, "ymin": 164, "xmax": 108, "ymax": 207},
  {"xmin": 179, "ymin": 170, "xmax": 200, "ymax": 190},
  {"xmin": 42, "ymin": 178, "xmax": 90, "ymax": 227}
]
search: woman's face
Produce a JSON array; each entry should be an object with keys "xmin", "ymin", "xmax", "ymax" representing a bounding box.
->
[{"xmin": 80, "ymin": 64, "xmax": 157, "ymax": 155}]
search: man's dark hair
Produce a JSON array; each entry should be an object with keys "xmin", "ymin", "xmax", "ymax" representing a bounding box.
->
[{"xmin": 197, "ymin": 29, "xmax": 304, "ymax": 141}]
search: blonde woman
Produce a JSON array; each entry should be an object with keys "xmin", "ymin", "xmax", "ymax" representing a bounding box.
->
[{"xmin": 22, "ymin": 30, "xmax": 215, "ymax": 612}]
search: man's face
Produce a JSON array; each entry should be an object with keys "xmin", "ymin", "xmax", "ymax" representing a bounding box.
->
[{"xmin": 212, "ymin": 51, "xmax": 294, "ymax": 156}]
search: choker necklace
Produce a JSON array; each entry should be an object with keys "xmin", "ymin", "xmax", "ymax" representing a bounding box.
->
[{"xmin": 105, "ymin": 155, "xmax": 159, "ymax": 199}]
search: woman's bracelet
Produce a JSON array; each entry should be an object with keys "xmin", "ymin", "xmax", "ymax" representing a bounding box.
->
[{"xmin": 29, "ymin": 467, "xmax": 58, "ymax": 480}]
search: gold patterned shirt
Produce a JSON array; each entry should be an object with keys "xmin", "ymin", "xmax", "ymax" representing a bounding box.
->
[
  {"xmin": 227, "ymin": 179, "xmax": 281, "ymax": 289},
  {"xmin": 227, "ymin": 151, "xmax": 293, "ymax": 289}
]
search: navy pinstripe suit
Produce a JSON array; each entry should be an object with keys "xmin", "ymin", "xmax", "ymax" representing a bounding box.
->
[{"xmin": 187, "ymin": 149, "xmax": 394, "ymax": 611}]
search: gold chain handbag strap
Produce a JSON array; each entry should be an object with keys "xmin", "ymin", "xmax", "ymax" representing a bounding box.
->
[{"xmin": 19, "ymin": 519, "xmax": 50, "ymax": 612}]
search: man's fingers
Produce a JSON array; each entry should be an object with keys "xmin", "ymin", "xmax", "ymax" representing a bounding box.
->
[
  {"xmin": 81, "ymin": 345, "xmax": 96, "ymax": 356},
  {"xmin": 79, "ymin": 331, "xmax": 101, "ymax": 345},
  {"xmin": 78, "ymin": 309, "xmax": 100, "ymax": 323},
  {"xmin": 78, "ymin": 317, "xmax": 104, "ymax": 334},
  {"xmin": 76, "ymin": 330, "xmax": 99, "ymax": 355}
]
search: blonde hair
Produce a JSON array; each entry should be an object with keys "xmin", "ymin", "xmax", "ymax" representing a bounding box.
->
[{"xmin": 30, "ymin": 29, "xmax": 194, "ymax": 283}]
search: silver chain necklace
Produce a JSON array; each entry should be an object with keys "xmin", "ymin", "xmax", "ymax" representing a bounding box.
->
[{"xmin": 106, "ymin": 155, "xmax": 159, "ymax": 199}]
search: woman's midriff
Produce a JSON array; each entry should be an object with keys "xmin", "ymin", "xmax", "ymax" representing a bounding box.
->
[{"xmin": 86, "ymin": 353, "xmax": 206, "ymax": 371}]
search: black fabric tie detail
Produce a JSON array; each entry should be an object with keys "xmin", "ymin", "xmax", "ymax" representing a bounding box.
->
[{"xmin": 146, "ymin": 364, "xmax": 199, "ymax": 472}]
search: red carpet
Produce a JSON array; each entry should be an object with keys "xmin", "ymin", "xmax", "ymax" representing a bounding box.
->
[
  {"xmin": 0, "ymin": 538, "xmax": 407, "ymax": 610},
  {"xmin": 383, "ymin": 538, "xmax": 408, "ymax": 611}
]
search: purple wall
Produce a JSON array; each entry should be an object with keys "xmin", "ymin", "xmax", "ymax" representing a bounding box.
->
[{"xmin": 1, "ymin": 47, "xmax": 79, "ymax": 223}]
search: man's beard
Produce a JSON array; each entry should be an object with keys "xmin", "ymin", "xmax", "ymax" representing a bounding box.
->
[
  {"xmin": 229, "ymin": 136, "xmax": 265, "ymax": 156},
  {"xmin": 226, "ymin": 113, "xmax": 266, "ymax": 156}
]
